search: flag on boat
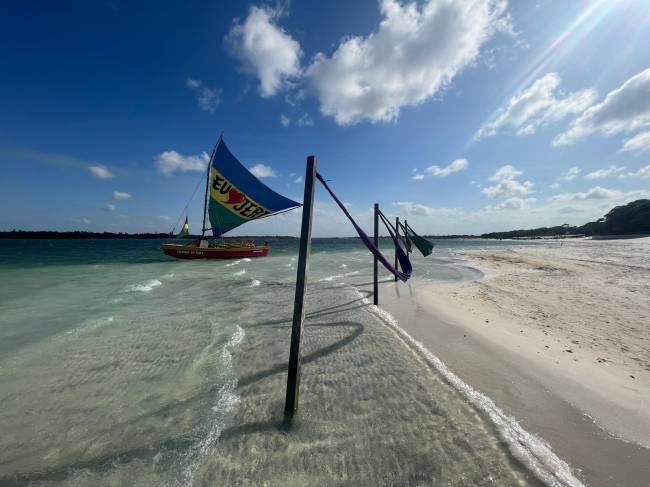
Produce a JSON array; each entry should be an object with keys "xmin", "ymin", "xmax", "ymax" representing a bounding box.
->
[
  {"xmin": 177, "ymin": 217, "xmax": 189, "ymax": 237},
  {"xmin": 208, "ymin": 139, "xmax": 301, "ymax": 236}
]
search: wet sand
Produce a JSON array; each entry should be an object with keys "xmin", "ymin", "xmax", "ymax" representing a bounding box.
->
[{"xmin": 381, "ymin": 238, "xmax": 650, "ymax": 487}]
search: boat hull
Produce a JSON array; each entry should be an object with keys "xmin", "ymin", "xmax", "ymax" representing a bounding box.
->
[{"xmin": 162, "ymin": 243, "xmax": 270, "ymax": 260}]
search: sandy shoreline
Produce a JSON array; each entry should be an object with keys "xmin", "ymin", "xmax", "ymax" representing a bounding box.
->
[{"xmin": 381, "ymin": 238, "xmax": 650, "ymax": 487}]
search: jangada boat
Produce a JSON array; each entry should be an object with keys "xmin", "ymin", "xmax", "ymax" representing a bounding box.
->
[{"xmin": 162, "ymin": 136, "xmax": 300, "ymax": 260}]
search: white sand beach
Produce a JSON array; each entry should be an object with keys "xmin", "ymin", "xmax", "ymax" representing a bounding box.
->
[{"xmin": 382, "ymin": 238, "xmax": 650, "ymax": 487}]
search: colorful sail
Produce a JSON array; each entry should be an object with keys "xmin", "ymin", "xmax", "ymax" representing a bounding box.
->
[
  {"xmin": 207, "ymin": 139, "xmax": 301, "ymax": 236},
  {"xmin": 177, "ymin": 217, "xmax": 189, "ymax": 237}
]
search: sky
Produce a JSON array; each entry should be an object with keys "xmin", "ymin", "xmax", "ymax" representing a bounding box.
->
[{"xmin": 1, "ymin": 0, "xmax": 649, "ymax": 237}]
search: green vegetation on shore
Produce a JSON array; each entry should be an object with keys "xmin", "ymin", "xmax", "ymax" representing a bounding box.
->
[{"xmin": 480, "ymin": 199, "xmax": 650, "ymax": 239}]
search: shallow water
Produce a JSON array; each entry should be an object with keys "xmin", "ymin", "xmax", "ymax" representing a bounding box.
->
[{"xmin": 0, "ymin": 238, "xmax": 576, "ymax": 486}]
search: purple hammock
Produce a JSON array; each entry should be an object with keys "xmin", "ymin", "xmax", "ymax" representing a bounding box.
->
[{"xmin": 316, "ymin": 173, "xmax": 412, "ymax": 282}]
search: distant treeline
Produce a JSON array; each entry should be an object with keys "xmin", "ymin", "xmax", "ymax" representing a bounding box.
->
[
  {"xmin": 481, "ymin": 199, "xmax": 650, "ymax": 239},
  {"xmin": 0, "ymin": 231, "xmax": 299, "ymax": 240}
]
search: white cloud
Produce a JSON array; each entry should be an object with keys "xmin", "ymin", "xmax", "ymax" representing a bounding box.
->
[
  {"xmin": 619, "ymin": 165, "xmax": 650, "ymax": 180},
  {"xmin": 186, "ymin": 77, "xmax": 222, "ymax": 112},
  {"xmin": 297, "ymin": 113, "xmax": 314, "ymax": 127},
  {"xmin": 482, "ymin": 178, "xmax": 534, "ymax": 198},
  {"xmin": 112, "ymin": 191, "xmax": 131, "ymax": 201},
  {"xmin": 159, "ymin": 215, "xmax": 172, "ymax": 221},
  {"xmin": 393, "ymin": 201, "xmax": 460, "ymax": 217},
  {"xmin": 306, "ymin": 0, "xmax": 510, "ymax": 125},
  {"xmin": 412, "ymin": 173, "xmax": 425, "ymax": 181},
  {"xmin": 226, "ymin": 5, "xmax": 302, "ymax": 98},
  {"xmin": 549, "ymin": 186, "xmax": 622, "ymax": 202},
  {"xmin": 104, "ymin": 203, "xmax": 117, "ymax": 211},
  {"xmin": 249, "ymin": 163, "xmax": 277, "ymax": 178},
  {"xmin": 294, "ymin": 175, "xmax": 304, "ymax": 184},
  {"xmin": 155, "ymin": 150, "xmax": 209, "ymax": 176},
  {"xmin": 489, "ymin": 164, "xmax": 522, "ymax": 181},
  {"xmin": 496, "ymin": 197, "xmax": 536, "ymax": 210},
  {"xmin": 425, "ymin": 158, "xmax": 468, "ymax": 177},
  {"xmin": 554, "ymin": 68, "xmax": 650, "ymax": 145},
  {"xmin": 620, "ymin": 131, "xmax": 650, "ymax": 154},
  {"xmin": 482, "ymin": 164, "xmax": 534, "ymax": 198},
  {"xmin": 88, "ymin": 165, "xmax": 115, "ymax": 179},
  {"xmin": 584, "ymin": 165, "xmax": 626, "ymax": 180},
  {"xmin": 280, "ymin": 114, "xmax": 291, "ymax": 126},
  {"xmin": 550, "ymin": 182, "xmax": 560, "ymax": 189},
  {"xmin": 558, "ymin": 166, "xmax": 581, "ymax": 181},
  {"xmin": 477, "ymin": 73, "xmax": 596, "ymax": 138}
]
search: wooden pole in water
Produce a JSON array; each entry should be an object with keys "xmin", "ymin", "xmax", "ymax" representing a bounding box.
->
[
  {"xmin": 394, "ymin": 216, "xmax": 400, "ymax": 282},
  {"xmin": 373, "ymin": 203, "xmax": 379, "ymax": 305},
  {"xmin": 284, "ymin": 155, "xmax": 317, "ymax": 420}
]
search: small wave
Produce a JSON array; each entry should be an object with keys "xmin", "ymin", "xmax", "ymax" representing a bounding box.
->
[
  {"xmin": 225, "ymin": 260, "xmax": 241, "ymax": 267},
  {"xmin": 242, "ymin": 258, "xmax": 252, "ymax": 262},
  {"xmin": 355, "ymin": 289, "xmax": 584, "ymax": 487},
  {"xmin": 249, "ymin": 279, "xmax": 261, "ymax": 287},
  {"xmin": 340, "ymin": 263, "xmax": 348, "ymax": 269},
  {"xmin": 232, "ymin": 269, "xmax": 246, "ymax": 276},
  {"xmin": 124, "ymin": 279, "xmax": 162, "ymax": 293},
  {"xmin": 319, "ymin": 271, "xmax": 360, "ymax": 282}
]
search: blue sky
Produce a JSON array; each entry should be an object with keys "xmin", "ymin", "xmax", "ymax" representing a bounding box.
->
[{"xmin": 1, "ymin": 0, "xmax": 649, "ymax": 236}]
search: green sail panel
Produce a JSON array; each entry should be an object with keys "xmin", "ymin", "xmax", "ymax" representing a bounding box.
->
[{"xmin": 207, "ymin": 139, "xmax": 300, "ymax": 236}]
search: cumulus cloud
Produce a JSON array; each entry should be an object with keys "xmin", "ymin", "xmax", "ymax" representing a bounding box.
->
[
  {"xmin": 554, "ymin": 68, "xmax": 650, "ymax": 145},
  {"xmin": 155, "ymin": 150, "xmax": 209, "ymax": 176},
  {"xmin": 104, "ymin": 204, "xmax": 116, "ymax": 211},
  {"xmin": 619, "ymin": 165, "xmax": 650, "ymax": 180},
  {"xmin": 584, "ymin": 165, "xmax": 626, "ymax": 180},
  {"xmin": 88, "ymin": 165, "xmax": 115, "ymax": 179},
  {"xmin": 477, "ymin": 73, "xmax": 596, "ymax": 138},
  {"xmin": 393, "ymin": 201, "xmax": 460, "ymax": 217},
  {"xmin": 112, "ymin": 191, "xmax": 131, "ymax": 201},
  {"xmin": 425, "ymin": 158, "xmax": 468, "ymax": 177},
  {"xmin": 280, "ymin": 114, "xmax": 291, "ymax": 126},
  {"xmin": 306, "ymin": 0, "xmax": 510, "ymax": 125},
  {"xmin": 620, "ymin": 131, "xmax": 650, "ymax": 154},
  {"xmin": 226, "ymin": 5, "xmax": 302, "ymax": 97},
  {"xmin": 549, "ymin": 186, "xmax": 622, "ymax": 202},
  {"xmin": 412, "ymin": 173, "xmax": 425, "ymax": 181},
  {"xmin": 249, "ymin": 163, "xmax": 277, "ymax": 178},
  {"xmin": 558, "ymin": 166, "xmax": 581, "ymax": 181},
  {"xmin": 482, "ymin": 164, "xmax": 534, "ymax": 198},
  {"xmin": 186, "ymin": 77, "xmax": 222, "ymax": 112},
  {"xmin": 296, "ymin": 113, "xmax": 314, "ymax": 127},
  {"xmin": 495, "ymin": 197, "xmax": 536, "ymax": 210}
]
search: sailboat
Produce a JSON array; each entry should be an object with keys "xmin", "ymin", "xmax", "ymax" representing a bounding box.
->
[{"xmin": 162, "ymin": 136, "xmax": 301, "ymax": 259}]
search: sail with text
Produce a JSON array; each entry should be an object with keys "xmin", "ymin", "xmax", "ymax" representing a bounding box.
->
[{"xmin": 208, "ymin": 139, "xmax": 301, "ymax": 236}]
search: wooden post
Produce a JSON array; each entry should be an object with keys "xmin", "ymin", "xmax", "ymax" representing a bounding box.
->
[
  {"xmin": 394, "ymin": 216, "xmax": 399, "ymax": 282},
  {"xmin": 405, "ymin": 219, "xmax": 410, "ymax": 254},
  {"xmin": 373, "ymin": 203, "xmax": 379, "ymax": 305},
  {"xmin": 284, "ymin": 155, "xmax": 317, "ymax": 420}
]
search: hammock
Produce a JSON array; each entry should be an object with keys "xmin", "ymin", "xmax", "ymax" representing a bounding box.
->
[
  {"xmin": 404, "ymin": 222, "xmax": 434, "ymax": 257},
  {"xmin": 397, "ymin": 221, "xmax": 412, "ymax": 254},
  {"xmin": 316, "ymin": 173, "xmax": 412, "ymax": 282}
]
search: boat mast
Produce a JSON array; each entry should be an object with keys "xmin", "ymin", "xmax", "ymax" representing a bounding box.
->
[{"xmin": 202, "ymin": 134, "xmax": 222, "ymax": 238}]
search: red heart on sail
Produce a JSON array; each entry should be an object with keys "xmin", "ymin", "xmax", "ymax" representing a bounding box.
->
[{"xmin": 226, "ymin": 188, "xmax": 246, "ymax": 205}]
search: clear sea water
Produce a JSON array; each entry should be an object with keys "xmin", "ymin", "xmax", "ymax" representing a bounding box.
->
[{"xmin": 0, "ymin": 238, "xmax": 579, "ymax": 486}]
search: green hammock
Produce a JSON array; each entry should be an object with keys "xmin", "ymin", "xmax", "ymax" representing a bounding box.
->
[{"xmin": 404, "ymin": 223, "xmax": 434, "ymax": 257}]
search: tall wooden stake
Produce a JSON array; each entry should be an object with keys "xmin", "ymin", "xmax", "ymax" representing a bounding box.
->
[
  {"xmin": 373, "ymin": 203, "xmax": 379, "ymax": 305},
  {"xmin": 284, "ymin": 155, "xmax": 317, "ymax": 420},
  {"xmin": 394, "ymin": 216, "xmax": 399, "ymax": 282},
  {"xmin": 405, "ymin": 219, "xmax": 411, "ymax": 254}
]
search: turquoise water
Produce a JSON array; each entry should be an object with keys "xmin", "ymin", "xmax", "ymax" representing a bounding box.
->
[{"xmin": 0, "ymin": 238, "xmax": 578, "ymax": 486}]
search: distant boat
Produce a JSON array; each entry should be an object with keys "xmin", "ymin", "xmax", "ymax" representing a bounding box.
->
[{"xmin": 163, "ymin": 136, "xmax": 300, "ymax": 260}]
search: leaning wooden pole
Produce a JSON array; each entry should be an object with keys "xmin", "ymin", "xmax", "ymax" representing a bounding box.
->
[
  {"xmin": 284, "ymin": 155, "xmax": 317, "ymax": 420},
  {"xmin": 405, "ymin": 219, "xmax": 411, "ymax": 254},
  {"xmin": 373, "ymin": 203, "xmax": 379, "ymax": 305},
  {"xmin": 394, "ymin": 216, "xmax": 400, "ymax": 282}
]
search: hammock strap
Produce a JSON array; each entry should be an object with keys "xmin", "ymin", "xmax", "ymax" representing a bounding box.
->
[
  {"xmin": 316, "ymin": 173, "xmax": 411, "ymax": 282},
  {"xmin": 377, "ymin": 209, "xmax": 413, "ymax": 277}
]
